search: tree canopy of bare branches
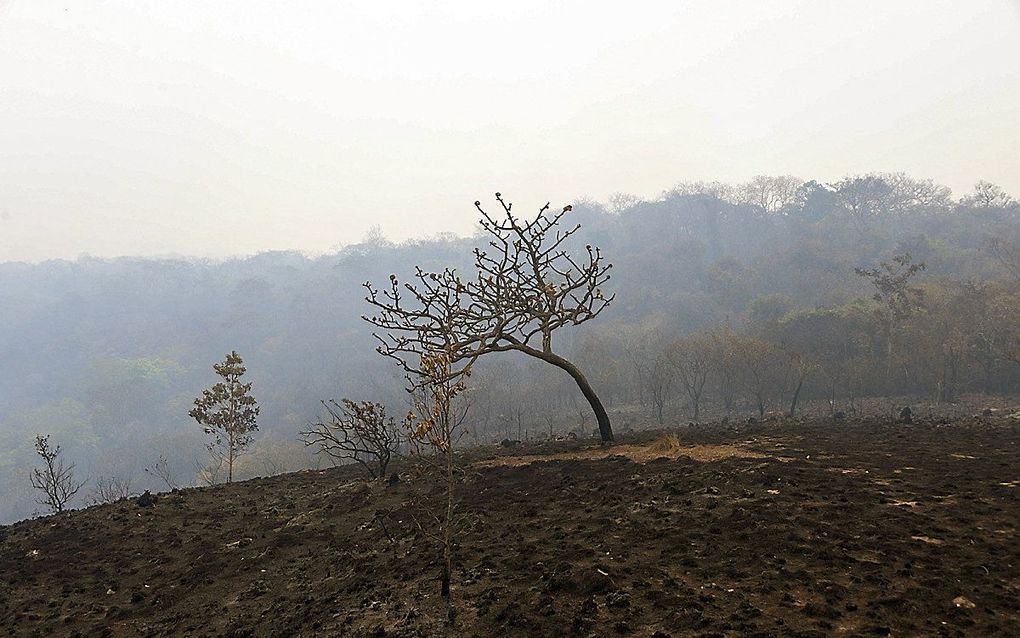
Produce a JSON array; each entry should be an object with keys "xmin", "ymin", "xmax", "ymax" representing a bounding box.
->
[
  {"xmin": 29, "ymin": 435, "xmax": 85, "ymax": 514},
  {"xmin": 364, "ymin": 194, "xmax": 617, "ymax": 442},
  {"xmin": 87, "ymin": 476, "xmax": 133, "ymax": 506},
  {"xmin": 301, "ymin": 399, "xmax": 401, "ymax": 479},
  {"xmin": 144, "ymin": 454, "xmax": 179, "ymax": 491}
]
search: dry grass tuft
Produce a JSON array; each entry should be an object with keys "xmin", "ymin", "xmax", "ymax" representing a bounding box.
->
[{"xmin": 648, "ymin": 432, "xmax": 684, "ymax": 456}]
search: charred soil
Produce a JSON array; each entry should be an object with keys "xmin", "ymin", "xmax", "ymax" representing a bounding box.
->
[{"xmin": 2, "ymin": 417, "xmax": 1018, "ymax": 637}]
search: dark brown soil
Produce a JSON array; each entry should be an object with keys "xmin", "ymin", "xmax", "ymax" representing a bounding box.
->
[{"xmin": 2, "ymin": 416, "xmax": 1018, "ymax": 637}]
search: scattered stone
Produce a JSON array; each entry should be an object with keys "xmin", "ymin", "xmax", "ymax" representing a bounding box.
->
[
  {"xmin": 606, "ymin": 591, "xmax": 631, "ymax": 608},
  {"xmin": 952, "ymin": 596, "xmax": 976, "ymax": 609},
  {"xmin": 500, "ymin": 439, "xmax": 522, "ymax": 449},
  {"xmin": 898, "ymin": 406, "xmax": 913, "ymax": 424},
  {"xmin": 135, "ymin": 491, "xmax": 157, "ymax": 508}
]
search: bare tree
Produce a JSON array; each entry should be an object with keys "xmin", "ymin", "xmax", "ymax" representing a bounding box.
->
[
  {"xmin": 662, "ymin": 180, "xmax": 736, "ymax": 203},
  {"xmin": 301, "ymin": 399, "xmax": 401, "ymax": 479},
  {"xmin": 666, "ymin": 334, "xmax": 713, "ymax": 422},
  {"xmin": 642, "ymin": 352, "xmax": 674, "ymax": 425},
  {"xmin": 29, "ymin": 435, "xmax": 85, "ymax": 514},
  {"xmin": 783, "ymin": 350, "xmax": 813, "ymax": 418},
  {"xmin": 87, "ymin": 476, "xmax": 133, "ymax": 506},
  {"xmin": 736, "ymin": 337, "xmax": 781, "ymax": 419},
  {"xmin": 144, "ymin": 454, "xmax": 179, "ymax": 491},
  {"xmin": 885, "ymin": 172, "xmax": 952, "ymax": 215},
  {"xmin": 194, "ymin": 457, "xmax": 225, "ymax": 486},
  {"xmin": 962, "ymin": 181, "xmax": 1015, "ymax": 209},
  {"xmin": 737, "ymin": 175, "xmax": 802, "ymax": 214},
  {"xmin": 364, "ymin": 194, "xmax": 616, "ymax": 442},
  {"xmin": 606, "ymin": 192, "xmax": 642, "ymax": 213},
  {"xmin": 710, "ymin": 325, "xmax": 741, "ymax": 416}
]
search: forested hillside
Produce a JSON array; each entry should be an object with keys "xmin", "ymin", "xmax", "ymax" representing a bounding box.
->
[{"xmin": 2, "ymin": 174, "xmax": 1018, "ymax": 523}]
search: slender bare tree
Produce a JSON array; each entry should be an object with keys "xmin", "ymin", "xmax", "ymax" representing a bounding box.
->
[
  {"xmin": 87, "ymin": 476, "xmax": 133, "ymax": 506},
  {"xmin": 144, "ymin": 454, "xmax": 179, "ymax": 491},
  {"xmin": 666, "ymin": 334, "xmax": 713, "ymax": 422},
  {"xmin": 403, "ymin": 350, "xmax": 468, "ymax": 607},
  {"xmin": 364, "ymin": 194, "xmax": 616, "ymax": 442},
  {"xmin": 29, "ymin": 435, "xmax": 85, "ymax": 514}
]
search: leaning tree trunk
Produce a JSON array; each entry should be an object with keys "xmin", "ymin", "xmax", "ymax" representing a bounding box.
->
[
  {"xmin": 788, "ymin": 375, "xmax": 804, "ymax": 418},
  {"xmin": 525, "ymin": 348, "xmax": 614, "ymax": 443}
]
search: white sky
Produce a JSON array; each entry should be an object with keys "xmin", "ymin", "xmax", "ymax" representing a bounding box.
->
[{"xmin": 1, "ymin": 1, "xmax": 1018, "ymax": 262}]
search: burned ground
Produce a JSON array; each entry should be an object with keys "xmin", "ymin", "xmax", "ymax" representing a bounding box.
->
[{"xmin": 1, "ymin": 417, "xmax": 1017, "ymax": 637}]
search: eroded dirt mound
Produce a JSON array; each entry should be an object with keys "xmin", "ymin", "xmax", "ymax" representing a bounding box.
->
[{"xmin": 1, "ymin": 417, "xmax": 1018, "ymax": 637}]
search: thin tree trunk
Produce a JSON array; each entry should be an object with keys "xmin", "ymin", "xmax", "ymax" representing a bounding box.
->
[
  {"xmin": 441, "ymin": 445, "xmax": 452, "ymax": 601},
  {"xmin": 439, "ymin": 383, "xmax": 454, "ymax": 610},
  {"xmin": 228, "ymin": 433, "xmax": 234, "ymax": 483}
]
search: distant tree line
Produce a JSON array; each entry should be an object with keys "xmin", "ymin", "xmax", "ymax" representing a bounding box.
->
[{"xmin": 2, "ymin": 173, "xmax": 1018, "ymax": 522}]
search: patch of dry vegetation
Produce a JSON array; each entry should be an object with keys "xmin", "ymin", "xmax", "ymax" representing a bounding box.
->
[{"xmin": 476, "ymin": 433, "xmax": 765, "ymax": 467}]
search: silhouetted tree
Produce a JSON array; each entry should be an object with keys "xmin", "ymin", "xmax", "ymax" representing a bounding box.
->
[
  {"xmin": 144, "ymin": 454, "xmax": 179, "ymax": 491},
  {"xmin": 855, "ymin": 253, "xmax": 927, "ymax": 378},
  {"xmin": 29, "ymin": 435, "xmax": 85, "ymax": 514}
]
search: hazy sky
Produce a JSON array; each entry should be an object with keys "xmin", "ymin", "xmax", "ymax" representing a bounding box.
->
[{"xmin": 1, "ymin": 1, "xmax": 1018, "ymax": 262}]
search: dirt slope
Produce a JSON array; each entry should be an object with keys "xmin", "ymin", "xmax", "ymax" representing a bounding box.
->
[{"xmin": 2, "ymin": 417, "xmax": 1018, "ymax": 637}]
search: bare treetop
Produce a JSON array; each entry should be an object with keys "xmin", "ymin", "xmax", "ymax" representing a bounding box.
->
[{"xmin": 365, "ymin": 195, "xmax": 613, "ymax": 376}]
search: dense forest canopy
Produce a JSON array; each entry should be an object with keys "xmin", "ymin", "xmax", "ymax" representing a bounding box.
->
[{"xmin": 1, "ymin": 173, "xmax": 1018, "ymax": 523}]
